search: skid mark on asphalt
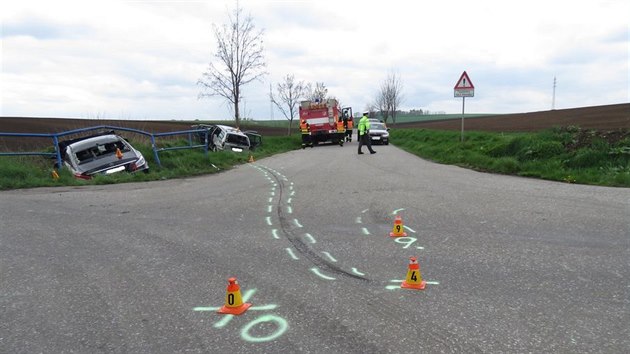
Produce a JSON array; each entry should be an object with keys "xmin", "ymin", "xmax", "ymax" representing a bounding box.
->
[{"xmin": 250, "ymin": 164, "xmax": 367, "ymax": 282}]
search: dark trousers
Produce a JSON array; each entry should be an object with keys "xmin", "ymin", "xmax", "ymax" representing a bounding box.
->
[
  {"xmin": 301, "ymin": 134, "xmax": 311, "ymax": 147},
  {"xmin": 358, "ymin": 133, "xmax": 374, "ymax": 153}
]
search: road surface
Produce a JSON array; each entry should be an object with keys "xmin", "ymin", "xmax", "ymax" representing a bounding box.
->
[{"xmin": 1, "ymin": 142, "xmax": 628, "ymax": 353}]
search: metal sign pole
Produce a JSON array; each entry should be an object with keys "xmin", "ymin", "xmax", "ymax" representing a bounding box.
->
[{"xmin": 460, "ymin": 96, "xmax": 465, "ymax": 142}]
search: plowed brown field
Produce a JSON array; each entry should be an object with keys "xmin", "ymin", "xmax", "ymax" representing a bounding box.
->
[{"xmin": 397, "ymin": 103, "xmax": 629, "ymax": 131}]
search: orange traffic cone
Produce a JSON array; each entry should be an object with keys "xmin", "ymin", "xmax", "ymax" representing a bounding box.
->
[
  {"xmin": 51, "ymin": 169, "xmax": 60, "ymax": 180},
  {"xmin": 401, "ymin": 256, "xmax": 426, "ymax": 290},
  {"xmin": 218, "ymin": 277, "xmax": 252, "ymax": 315},
  {"xmin": 389, "ymin": 215, "xmax": 407, "ymax": 237},
  {"xmin": 115, "ymin": 148, "xmax": 123, "ymax": 159},
  {"xmin": 248, "ymin": 154, "xmax": 255, "ymax": 163}
]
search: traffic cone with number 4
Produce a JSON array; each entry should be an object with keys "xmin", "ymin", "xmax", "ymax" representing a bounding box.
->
[
  {"xmin": 218, "ymin": 277, "xmax": 252, "ymax": 315},
  {"xmin": 389, "ymin": 215, "xmax": 407, "ymax": 237},
  {"xmin": 401, "ymin": 256, "xmax": 426, "ymax": 290}
]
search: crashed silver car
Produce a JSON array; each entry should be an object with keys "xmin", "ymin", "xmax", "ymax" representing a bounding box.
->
[
  {"xmin": 192, "ymin": 124, "xmax": 250, "ymax": 153},
  {"xmin": 59, "ymin": 133, "xmax": 149, "ymax": 179}
]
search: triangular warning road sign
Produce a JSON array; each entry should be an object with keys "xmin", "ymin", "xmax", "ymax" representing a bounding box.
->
[{"xmin": 454, "ymin": 71, "xmax": 474, "ymax": 89}]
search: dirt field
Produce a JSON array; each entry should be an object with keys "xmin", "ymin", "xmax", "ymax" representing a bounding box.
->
[
  {"xmin": 1, "ymin": 103, "xmax": 628, "ymax": 151},
  {"xmin": 397, "ymin": 103, "xmax": 629, "ymax": 131}
]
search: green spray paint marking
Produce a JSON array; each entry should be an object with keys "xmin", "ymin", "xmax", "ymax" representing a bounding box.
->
[
  {"xmin": 285, "ymin": 248, "xmax": 299, "ymax": 260},
  {"xmin": 394, "ymin": 237, "xmax": 424, "ymax": 249},
  {"xmin": 267, "ymin": 205, "xmax": 273, "ymax": 213},
  {"xmin": 193, "ymin": 288, "xmax": 288, "ymax": 343},
  {"xmin": 361, "ymin": 227, "xmax": 370, "ymax": 235},
  {"xmin": 355, "ymin": 217, "xmax": 362, "ymax": 224},
  {"xmin": 271, "ymin": 229, "xmax": 280, "ymax": 239},
  {"xmin": 265, "ymin": 216, "xmax": 272, "ymax": 226},
  {"xmin": 392, "ymin": 208, "xmax": 405, "ymax": 215},
  {"xmin": 351, "ymin": 268, "xmax": 365, "ymax": 276},
  {"xmin": 241, "ymin": 315, "xmax": 289, "ymax": 343},
  {"xmin": 403, "ymin": 225, "xmax": 416, "ymax": 233},
  {"xmin": 310, "ymin": 267, "xmax": 336, "ymax": 280},
  {"xmin": 293, "ymin": 219, "xmax": 302, "ymax": 228},
  {"xmin": 321, "ymin": 251, "xmax": 337, "ymax": 262},
  {"xmin": 385, "ymin": 279, "xmax": 439, "ymax": 290},
  {"xmin": 286, "ymin": 206, "xmax": 293, "ymax": 214},
  {"xmin": 304, "ymin": 233, "xmax": 316, "ymax": 244}
]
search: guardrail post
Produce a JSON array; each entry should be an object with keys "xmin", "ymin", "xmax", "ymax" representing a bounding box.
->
[
  {"xmin": 150, "ymin": 135, "xmax": 161, "ymax": 167},
  {"xmin": 53, "ymin": 135, "xmax": 62, "ymax": 169}
]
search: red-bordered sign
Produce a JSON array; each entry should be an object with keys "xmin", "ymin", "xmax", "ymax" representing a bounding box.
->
[
  {"xmin": 454, "ymin": 71, "xmax": 474, "ymax": 97},
  {"xmin": 454, "ymin": 71, "xmax": 474, "ymax": 89}
]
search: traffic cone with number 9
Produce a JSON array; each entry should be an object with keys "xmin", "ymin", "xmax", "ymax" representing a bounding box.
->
[
  {"xmin": 218, "ymin": 277, "xmax": 252, "ymax": 315},
  {"xmin": 401, "ymin": 256, "xmax": 426, "ymax": 290},
  {"xmin": 389, "ymin": 215, "xmax": 407, "ymax": 237}
]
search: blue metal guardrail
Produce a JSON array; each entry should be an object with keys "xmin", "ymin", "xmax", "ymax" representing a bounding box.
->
[{"xmin": 0, "ymin": 125, "xmax": 210, "ymax": 168}]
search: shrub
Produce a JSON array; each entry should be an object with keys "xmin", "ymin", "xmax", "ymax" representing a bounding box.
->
[
  {"xmin": 565, "ymin": 149, "xmax": 609, "ymax": 168},
  {"xmin": 491, "ymin": 157, "xmax": 520, "ymax": 174}
]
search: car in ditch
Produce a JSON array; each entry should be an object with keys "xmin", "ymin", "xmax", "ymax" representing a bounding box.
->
[
  {"xmin": 58, "ymin": 132, "xmax": 149, "ymax": 179},
  {"xmin": 192, "ymin": 124, "xmax": 250, "ymax": 153},
  {"xmin": 243, "ymin": 130, "xmax": 262, "ymax": 150},
  {"xmin": 368, "ymin": 122, "xmax": 390, "ymax": 145}
]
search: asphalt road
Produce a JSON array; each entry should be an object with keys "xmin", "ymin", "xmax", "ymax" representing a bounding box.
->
[{"xmin": 1, "ymin": 141, "xmax": 629, "ymax": 353}]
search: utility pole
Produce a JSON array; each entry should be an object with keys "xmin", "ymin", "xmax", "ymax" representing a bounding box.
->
[{"xmin": 552, "ymin": 76, "xmax": 556, "ymax": 110}]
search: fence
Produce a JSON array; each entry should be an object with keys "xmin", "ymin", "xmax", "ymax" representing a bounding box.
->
[{"xmin": 0, "ymin": 125, "xmax": 210, "ymax": 168}]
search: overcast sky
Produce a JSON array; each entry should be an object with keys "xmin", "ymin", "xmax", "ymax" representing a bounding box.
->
[{"xmin": 1, "ymin": 0, "xmax": 628, "ymax": 121}]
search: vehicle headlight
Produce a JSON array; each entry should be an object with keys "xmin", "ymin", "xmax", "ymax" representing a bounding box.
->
[{"xmin": 136, "ymin": 154, "xmax": 146, "ymax": 167}]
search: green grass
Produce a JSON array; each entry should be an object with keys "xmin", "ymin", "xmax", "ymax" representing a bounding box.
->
[
  {"xmin": 390, "ymin": 127, "xmax": 630, "ymax": 187},
  {"xmin": 0, "ymin": 134, "xmax": 302, "ymax": 190},
  {"xmin": 1, "ymin": 128, "xmax": 628, "ymax": 189}
]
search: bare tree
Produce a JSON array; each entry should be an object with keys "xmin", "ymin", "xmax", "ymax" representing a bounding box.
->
[
  {"xmin": 387, "ymin": 72, "xmax": 404, "ymax": 124},
  {"xmin": 374, "ymin": 71, "xmax": 404, "ymax": 124},
  {"xmin": 197, "ymin": 5, "xmax": 266, "ymax": 128},
  {"xmin": 308, "ymin": 82, "xmax": 328, "ymax": 102},
  {"xmin": 271, "ymin": 74, "xmax": 308, "ymax": 134}
]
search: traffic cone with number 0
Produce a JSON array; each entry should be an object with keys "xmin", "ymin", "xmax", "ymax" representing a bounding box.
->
[
  {"xmin": 218, "ymin": 277, "xmax": 252, "ymax": 315},
  {"xmin": 401, "ymin": 256, "xmax": 426, "ymax": 290},
  {"xmin": 389, "ymin": 215, "xmax": 407, "ymax": 237}
]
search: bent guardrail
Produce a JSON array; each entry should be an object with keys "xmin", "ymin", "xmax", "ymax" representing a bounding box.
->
[{"xmin": 0, "ymin": 125, "xmax": 210, "ymax": 168}]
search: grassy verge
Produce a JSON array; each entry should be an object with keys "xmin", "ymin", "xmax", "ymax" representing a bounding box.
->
[
  {"xmin": 2, "ymin": 127, "xmax": 628, "ymax": 189},
  {"xmin": 0, "ymin": 134, "xmax": 301, "ymax": 190},
  {"xmin": 390, "ymin": 126, "xmax": 630, "ymax": 187}
]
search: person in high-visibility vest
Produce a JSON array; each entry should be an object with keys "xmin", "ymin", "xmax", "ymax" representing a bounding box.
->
[
  {"xmin": 300, "ymin": 119, "xmax": 312, "ymax": 149},
  {"xmin": 336, "ymin": 116, "xmax": 345, "ymax": 146},
  {"xmin": 344, "ymin": 116, "xmax": 354, "ymax": 142},
  {"xmin": 357, "ymin": 112, "xmax": 376, "ymax": 154}
]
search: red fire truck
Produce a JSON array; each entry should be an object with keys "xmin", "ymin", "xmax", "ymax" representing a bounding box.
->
[{"xmin": 298, "ymin": 99, "xmax": 351, "ymax": 146}]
